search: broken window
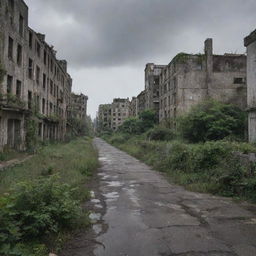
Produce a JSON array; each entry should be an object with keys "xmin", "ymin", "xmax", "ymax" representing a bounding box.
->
[
  {"xmin": 16, "ymin": 80, "xmax": 21, "ymax": 98},
  {"xmin": 36, "ymin": 41, "xmax": 41, "ymax": 58},
  {"xmin": 28, "ymin": 90, "xmax": 32, "ymax": 109},
  {"xmin": 42, "ymin": 98, "xmax": 45, "ymax": 114},
  {"xmin": 50, "ymin": 80, "xmax": 53, "ymax": 94},
  {"xmin": 28, "ymin": 58, "xmax": 33, "ymax": 79},
  {"xmin": 29, "ymin": 31, "xmax": 33, "ymax": 49},
  {"xmin": 234, "ymin": 77, "xmax": 245, "ymax": 84},
  {"xmin": 19, "ymin": 15, "xmax": 24, "ymax": 36},
  {"xmin": 43, "ymin": 74, "xmax": 46, "ymax": 89},
  {"xmin": 36, "ymin": 66, "xmax": 40, "ymax": 84},
  {"xmin": 44, "ymin": 50, "xmax": 47, "ymax": 65},
  {"xmin": 7, "ymin": 75, "xmax": 13, "ymax": 94},
  {"xmin": 8, "ymin": 37, "xmax": 13, "ymax": 60},
  {"xmin": 17, "ymin": 44, "xmax": 22, "ymax": 66}
]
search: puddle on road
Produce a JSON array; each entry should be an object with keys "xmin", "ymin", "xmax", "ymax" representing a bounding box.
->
[
  {"xmin": 89, "ymin": 213, "xmax": 101, "ymax": 224},
  {"xmin": 99, "ymin": 157, "xmax": 112, "ymax": 163},
  {"xmin": 93, "ymin": 224, "xmax": 103, "ymax": 235},
  {"xmin": 123, "ymin": 188, "xmax": 140, "ymax": 207},
  {"xmin": 106, "ymin": 181, "xmax": 124, "ymax": 187},
  {"xmin": 91, "ymin": 199, "xmax": 101, "ymax": 204},
  {"xmin": 95, "ymin": 204, "xmax": 103, "ymax": 209},
  {"xmin": 103, "ymin": 192, "xmax": 119, "ymax": 202}
]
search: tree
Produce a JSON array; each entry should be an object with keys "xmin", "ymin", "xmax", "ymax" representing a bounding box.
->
[{"xmin": 178, "ymin": 100, "xmax": 246, "ymax": 143}]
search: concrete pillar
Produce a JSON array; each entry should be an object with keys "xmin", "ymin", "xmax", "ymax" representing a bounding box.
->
[{"xmin": 204, "ymin": 38, "xmax": 213, "ymax": 96}]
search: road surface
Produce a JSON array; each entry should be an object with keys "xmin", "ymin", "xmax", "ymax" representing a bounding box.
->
[{"xmin": 62, "ymin": 138, "xmax": 256, "ymax": 256}]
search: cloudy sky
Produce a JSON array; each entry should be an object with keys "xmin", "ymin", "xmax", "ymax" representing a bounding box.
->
[{"xmin": 25, "ymin": 0, "xmax": 256, "ymax": 118}]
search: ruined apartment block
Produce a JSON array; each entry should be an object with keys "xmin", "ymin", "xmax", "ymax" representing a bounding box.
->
[
  {"xmin": 145, "ymin": 63, "xmax": 166, "ymax": 115},
  {"xmin": 159, "ymin": 39, "xmax": 247, "ymax": 123},
  {"xmin": 98, "ymin": 98, "xmax": 130, "ymax": 132},
  {"xmin": 136, "ymin": 90, "xmax": 146, "ymax": 115},
  {"xmin": 70, "ymin": 93, "xmax": 88, "ymax": 121},
  {"xmin": 245, "ymin": 29, "xmax": 256, "ymax": 142},
  {"xmin": 0, "ymin": 0, "xmax": 74, "ymax": 151},
  {"xmin": 129, "ymin": 97, "xmax": 137, "ymax": 117}
]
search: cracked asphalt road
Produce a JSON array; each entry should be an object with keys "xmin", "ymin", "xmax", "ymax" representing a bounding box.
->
[{"xmin": 62, "ymin": 138, "xmax": 256, "ymax": 256}]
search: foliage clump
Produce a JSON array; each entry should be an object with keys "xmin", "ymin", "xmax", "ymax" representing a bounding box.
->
[
  {"xmin": 178, "ymin": 100, "xmax": 246, "ymax": 143},
  {"xmin": 146, "ymin": 126, "xmax": 175, "ymax": 141},
  {"xmin": 0, "ymin": 176, "xmax": 84, "ymax": 256}
]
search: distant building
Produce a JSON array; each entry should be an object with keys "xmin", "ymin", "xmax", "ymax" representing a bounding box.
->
[
  {"xmin": 245, "ymin": 30, "xmax": 256, "ymax": 142},
  {"xmin": 129, "ymin": 97, "xmax": 137, "ymax": 117},
  {"xmin": 70, "ymin": 93, "xmax": 88, "ymax": 120},
  {"xmin": 159, "ymin": 38, "xmax": 247, "ymax": 123},
  {"xmin": 137, "ymin": 90, "xmax": 146, "ymax": 115},
  {"xmin": 144, "ymin": 63, "xmax": 166, "ymax": 115},
  {"xmin": 97, "ymin": 98, "xmax": 130, "ymax": 132}
]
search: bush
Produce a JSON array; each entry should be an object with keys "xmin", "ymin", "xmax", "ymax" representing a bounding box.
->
[
  {"xmin": 178, "ymin": 100, "xmax": 246, "ymax": 143},
  {"xmin": 0, "ymin": 176, "xmax": 84, "ymax": 255},
  {"xmin": 109, "ymin": 133, "xmax": 130, "ymax": 145},
  {"xmin": 147, "ymin": 127, "xmax": 175, "ymax": 141},
  {"xmin": 118, "ymin": 118, "xmax": 144, "ymax": 134}
]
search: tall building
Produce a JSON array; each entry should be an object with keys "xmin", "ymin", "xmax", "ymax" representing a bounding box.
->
[
  {"xmin": 70, "ymin": 93, "xmax": 88, "ymax": 121},
  {"xmin": 245, "ymin": 30, "xmax": 256, "ymax": 142},
  {"xmin": 144, "ymin": 63, "xmax": 166, "ymax": 114},
  {"xmin": 159, "ymin": 39, "xmax": 247, "ymax": 123},
  {"xmin": 97, "ymin": 98, "xmax": 130, "ymax": 132},
  {"xmin": 0, "ymin": 0, "xmax": 74, "ymax": 151}
]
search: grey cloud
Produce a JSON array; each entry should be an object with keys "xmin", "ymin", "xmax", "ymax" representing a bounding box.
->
[{"xmin": 26, "ymin": 0, "xmax": 256, "ymax": 68}]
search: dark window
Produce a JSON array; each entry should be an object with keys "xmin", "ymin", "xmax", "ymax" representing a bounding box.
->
[
  {"xmin": 16, "ymin": 80, "xmax": 21, "ymax": 98},
  {"xmin": 43, "ymin": 50, "xmax": 47, "ymax": 65},
  {"xmin": 8, "ymin": 0, "xmax": 14, "ymax": 11},
  {"xmin": 42, "ymin": 98, "xmax": 45, "ymax": 114},
  {"xmin": 7, "ymin": 75, "xmax": 13, "ymax": 94},
  {"xmin": 36, "ymin": 66, "xmax": 40, "ymax": 84},
  {"xmin": 28, "ymin": 90, "xmax": 32, "ymax": 109},
  {"xmin": 19, "ymin": 15, "xmax": 24, "ymax": 36},
  {"xmin": 28, "ymin": 58, "xmax": 33, "ymax": 79},
  {"xmin": 36, "ymin": 42, "xmax": 41, "ymax": 58},
  {"xmin": 234, "ymin": 77, "xmax": 245, "ymax": 84},
  {"xmin": 29, "ymin": 32, "xmax": 33, "ymax": 49},
  {"xmin": 17, "ymin": 44, "xmax": 22, "ymax": 66},
  {"xmin": 43, "ymin": 74, "xmax": 46, "ymax": 89},
  {"xmin": 8, "ymin": 37, "xmax": 13, "ymax": 60},
  {"xmin": 50, "ymin": 80, "xmax": 53, "ymax": 94}
]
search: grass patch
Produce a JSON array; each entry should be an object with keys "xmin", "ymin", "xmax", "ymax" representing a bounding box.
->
[{"xmin": 0, "ymin": 137, "xmax": 99, "ymax": 255}]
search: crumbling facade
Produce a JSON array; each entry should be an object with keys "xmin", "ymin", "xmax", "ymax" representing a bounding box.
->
[
  {"xmin": 70, "ymin": 93, "xmax": 88, "ymax": 121},
  {"xmin": 144, "ymin": 63, "xmax": 166, "ymax": 114},
  {"xmin": 136, "ymin": 90, "xmax": 146, "ymax": 115},
  {"xmin": 245, "ymin": 30, "xmax": 256, "ymax": 142},
  {"xmin": 159, "ymin": 39, "xmax": 247, "ymax": 123},
  {"xmin": 0, "ymin": 0, "xmax": 81, "ymax": 151},
  {"xmin": 129, "ymin": 97, "xmax": 137, "ymax": 117},
  {"xmin": 98, "ymin": 98, "xmax": 130, "ymax": 132}
]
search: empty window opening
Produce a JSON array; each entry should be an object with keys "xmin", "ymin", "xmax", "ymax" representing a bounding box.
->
[
  {"xmin": 7, "ymin": 75, "xmax": 13, "ymax": 94},
  {"xmin": 16, "ymin": 80, "xmax": 21, "ymax": 98},
  {"xmin": 8, "ymin": 37, "xmax": 13, "ymax": 60},
  {"xmin": 19, "ymin": 15, "xmax": 24, "ymax": 36},
  {"xmin": 17, "ymin": 44, "xmax": 22, "ymax": 66},
  {"xmin": 234, "ymin": 77, "xmax": 246, "ymax": 84}
]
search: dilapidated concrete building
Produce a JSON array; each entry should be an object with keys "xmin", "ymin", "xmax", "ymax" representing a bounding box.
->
[
  {"xmin": 159, "ymin": 39, "xmax": 247, "ymax": 123},
  {"xmin": 245, "ymin": 30, "xmax": 256, "ymax": 142},
  {"xmin": 70, "ymin": 93, "xmax": 88, "ymax": 121},
  {"xmin": 129, "ymin": 97, "xmax": 137, "ymax": 117},
  {"xmin": 137, "ymin": 90, "xmax": 146, "ymax": 115},
  {"xmin": 144, "ymin": 63, "xmax": 166, "ymax": 115},
  {"xmin": 0, "ymin": 0, "xmax": 75, "ymax": 151},
  {"xmin": 98, "ymin": 98, "xmax": 130, "ymax": 132}
]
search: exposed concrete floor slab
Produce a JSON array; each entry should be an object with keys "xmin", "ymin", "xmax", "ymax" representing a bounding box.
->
[{"xmin": 62, "ymin": 138, "xmax": 256, "ymax": 256}]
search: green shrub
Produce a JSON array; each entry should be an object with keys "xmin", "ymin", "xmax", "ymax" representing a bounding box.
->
[
  {"xmin": 0, "ymin": 176, "xmax": 84, "ymax": 255},
  {"xmin": 118, "ymin": 118, "xmax": 144, "ymax": 134},
  {"xmin": 147, "ymin": 127, "xmax": 175, "ymax": 141},
  {"xmin": 109, "ymin": 133, "xmax": 131, "ymax": 145},
  {"xmin": 178, "ymin": 100, "xmax": 246, "ymax": 143}
]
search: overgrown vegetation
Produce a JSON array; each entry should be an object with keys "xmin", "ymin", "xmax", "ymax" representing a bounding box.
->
[
  {"xmin": 103, "ymin": 102, "xmax": 256, "ymax": 202},
  {"xmin": 0, "ymin": 138, "xmax": 99, "ymax": 255}
]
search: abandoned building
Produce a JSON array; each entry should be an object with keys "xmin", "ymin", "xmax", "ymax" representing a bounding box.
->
[
  {"xmin": 70, "ymin": 93, "xmax": 88, "ymax": 121},
  {"xmin": 98, "ymin": 98, "xmax": 130, "ymax": 132},
  {"xmin": 136, "ymin": 90, "xmax": 146, "ymax": 115},
  {"xmin": 0, "ymin": 0, "xmax": 86, "ymax": 151},
  {"xmin": 129, "ymin": 97, "xmax": 137, "ymax": 117},
  {"xmin": 245, "ymin": 30, "xmax": 256, "ymax": 143},
  {"xmin": 159, "ymin": 39, "xmax": 247, "ymax": 123},
  {"xmin": 144, "ymin": 63, "xmax": 166, "ymax": 115}
]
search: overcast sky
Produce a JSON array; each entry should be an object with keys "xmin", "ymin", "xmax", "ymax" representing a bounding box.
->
[{"xmin": 25, "ymin": 0, "xmax": 256, "ymax": 118}]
